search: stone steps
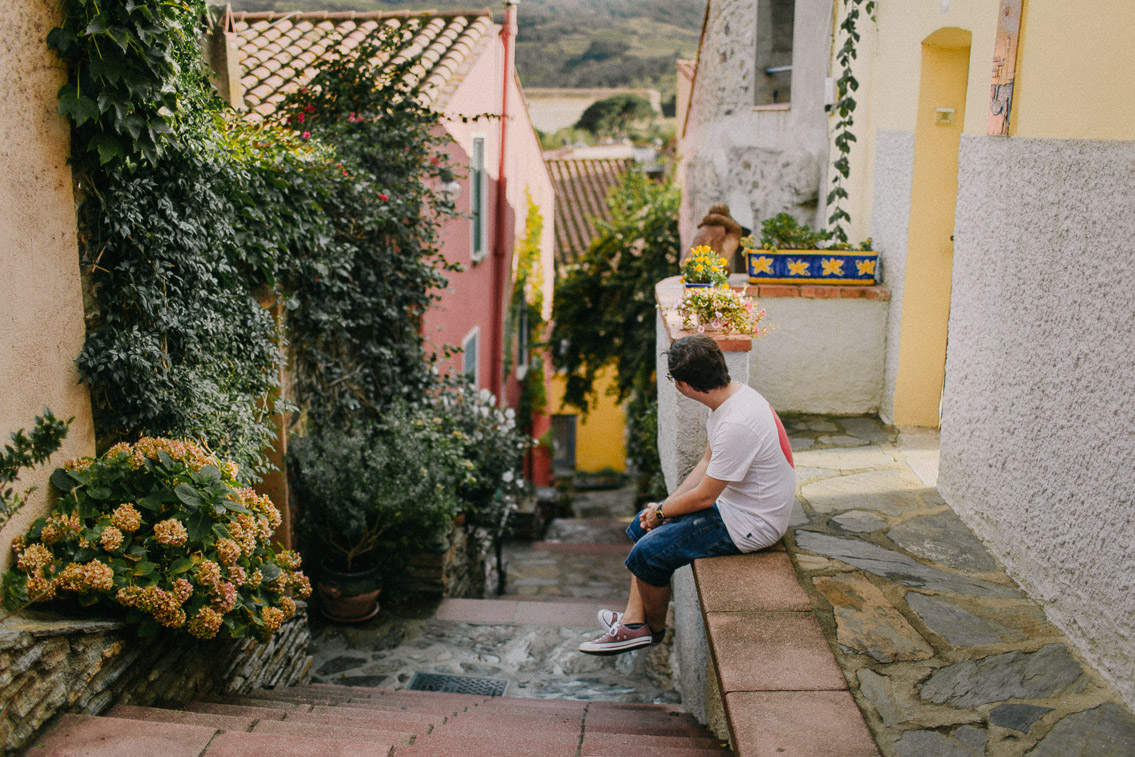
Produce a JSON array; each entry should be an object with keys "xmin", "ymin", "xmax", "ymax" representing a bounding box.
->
[{"xmin": 32, "ymin": 684, "xmax": 731, "ymax": 756}]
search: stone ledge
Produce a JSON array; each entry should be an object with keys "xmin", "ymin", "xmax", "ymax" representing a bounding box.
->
[{"xmin": 690, "ymin": 549, "xmax": 880, "ymax": 756}]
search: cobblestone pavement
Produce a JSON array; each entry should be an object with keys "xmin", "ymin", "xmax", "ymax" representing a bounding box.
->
[
  {"xmin": 784, "ymin": 415, "xmax": 1135, "ymax": 756},
  {"xmin": 306, "ymin": 488, "xmax": 680, "ymax": 703}
]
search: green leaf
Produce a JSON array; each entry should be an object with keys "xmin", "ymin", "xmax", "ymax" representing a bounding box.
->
[
  {"xmin": 74, "ymin": 548, "xmax": 95, "ymax": 562},
  {"xmin": 50, "ymin": 468, "xmax": 76, "ymax": 492},
  {"xmin": 186, "ymin": 512, "xmax": 211, "ymax": 542},
  {"xmin": 137, "ymin": 490, "xmax": 167, "ymax": 511},
  {"xmin": 86, "ymin": 485, "xmax": 113, "ymax": 500},
  {"xmin": 157, "ymin": 451, "xmax": 174, "ymax": 469},
  {"xmin": 127, "ymin": 545, "xmax": 147, "ymax": 558},
  {"xmin": 84, "ymin": 15, "xmax": 110, "ymax": 35},
  {"xmin": 198, "ymin": 464, "xmax": 221, "ymax": 481},
  {"xmin": 46, "ymin": 27, "xmax": 79, "ymax": 55},
  {"xmin": 59, "ymin": 92, "xmax": 100, "ymax": 127},
  {"xmin": 259, "ymin": 562, "xmax": 282, "ymax": 582},
  {"xmin": 223, "ymin": 496, "xmax": 251, "ymax": 515},
  {"xmin": 174, "ymin": 483, "xmax": 204, "ymax": 509},
  {"xmin": 91, "ymin": 134, "xmax": 125, "ymax": 166},
  {"xmin": 133, "ymin": 561, "xmax": 157, "ymax": 577},
  {"xmin": 168, "ymin": 557, "xmax": 194, "ymax": 575}
]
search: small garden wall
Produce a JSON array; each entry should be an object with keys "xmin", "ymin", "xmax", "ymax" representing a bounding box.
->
[
  {"xmin": 395, "ymin": 524, "xmax": 493, "ymax": 600},
  {"xmin": 0, "ymin": 604, "xmax": 312, "ymax": 754}
]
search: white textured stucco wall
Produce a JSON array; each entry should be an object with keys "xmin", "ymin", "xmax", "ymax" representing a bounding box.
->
[
  {"xmin": 680, "ymin": 0, "xmax": 832, "ymax": 244},
  {"xmin": 940, "ymin": 135, "xmax": 1135, "ymax": 709},
  {"xmin": 869, "ymin": 128, "xmax": 915, "ymax": 425},
  {"xmin": 749, "ymin": 296, "xmax": 886, "ymax": 414}
]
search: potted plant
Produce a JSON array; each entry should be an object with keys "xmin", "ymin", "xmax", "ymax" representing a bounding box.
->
[
  {"xmin": 675, "ymin": 286, "xmax": 768, "ymax": 337},
  {"xmin": 680, "ymin": 244, "xmax": 730, "ymax": 288},
  {"xmin": 742, "ymin": 213, "xmax": 877, "ymax": 285},
  {"xmin": 290, "ymin": 405, "xmax": 460, "ymax": 622}
]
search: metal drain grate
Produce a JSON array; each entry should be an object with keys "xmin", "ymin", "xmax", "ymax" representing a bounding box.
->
[{"xmin": 407, "ymin": 672, "xmax": 509, "ymax": 697}]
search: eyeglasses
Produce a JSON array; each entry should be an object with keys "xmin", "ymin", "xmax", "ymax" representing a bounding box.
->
[{"xmin": 666, "ymin": 372, "xmax": 674, "ymax": 382}]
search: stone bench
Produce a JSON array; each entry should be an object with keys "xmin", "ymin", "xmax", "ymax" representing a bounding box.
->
[{"xmin": 673, "ymin": 545, "xmax": 879, "ymax": 756}]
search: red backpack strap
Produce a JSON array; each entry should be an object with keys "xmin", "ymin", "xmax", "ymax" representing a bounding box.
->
[{"xmin": 770, "ymin": 405, "xmax": 794, "ymax": 468}]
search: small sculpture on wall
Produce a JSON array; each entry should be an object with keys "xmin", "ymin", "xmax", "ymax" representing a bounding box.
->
[{"xmin": 682, "ymin": 203, "xmax": 746, "ymax": 273}]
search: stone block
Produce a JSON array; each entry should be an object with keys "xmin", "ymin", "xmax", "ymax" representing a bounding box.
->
[{"xmin": 812, "ymin": 573, "xmax": 933, "ymax": 663}]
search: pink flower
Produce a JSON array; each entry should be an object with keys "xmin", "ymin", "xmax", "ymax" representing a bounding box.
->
[
  {"xmin": 297, "ymin": 113, "xmax": 305, "ymax": 123},
  {"xmin": 378, "ymin": 193, "xmax": 389, "ymax": 202},
  {"xmin": 304, "ymin": 105, "xmax": 315, "ymax": 114},
  {"xmin": 347, "ymin": 112, "xmax": 358, "ymax": 122},
  {"xmin": 697, "ymin": 325, "xmax": 705, "ymax": 333},
  {"xmin": 301, "ymin": 131, "xmax": 311, "ymax": 140}
]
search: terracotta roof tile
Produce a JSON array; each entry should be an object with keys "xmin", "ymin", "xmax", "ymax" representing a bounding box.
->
[
  {"xmin": 227, "ymin": 8, "xmax": 495, "ymax": 121},
  {"xmin": 546, "ymin": 158, "xmax": 636, "ymax": 269}
]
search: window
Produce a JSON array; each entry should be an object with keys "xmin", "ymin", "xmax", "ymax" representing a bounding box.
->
[
  {"xmin": 755, "ymin": 0, "xmax": 795, "ymax": 106},
  {"xmin": 471, "ymin": 136, "xmax": 488, "ymax": 261},
  {"xmin": 462, "ymin": 327, "xmax": 480, "ymax": 387}
]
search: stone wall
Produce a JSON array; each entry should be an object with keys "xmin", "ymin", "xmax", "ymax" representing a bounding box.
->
[
  {"xmin": 393, "ymin": 524, "xmax": 493, "ymax": 599},
  {"xmin": 939, "ymin": 135, "xmax": 1135, "ymax": 710},
  {"xmin": 679, "ymin": 0, "xmax": 832, "ymax": 244},
  {"xmin": 0, "ymin": 606, "xmax": 312, "ymax": 754}
]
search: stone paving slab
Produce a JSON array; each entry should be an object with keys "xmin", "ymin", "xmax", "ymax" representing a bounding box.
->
[
  {"xmin": 782, "ymin": 414, "xmax": 1135, "ymax": 756},
  {"xmin": 705, "ymin": 611, "xmax": 847, "ymax": 692},
  {"xmin": 724, "ymin": 691, "xmax": 879, "ymax": 757}
]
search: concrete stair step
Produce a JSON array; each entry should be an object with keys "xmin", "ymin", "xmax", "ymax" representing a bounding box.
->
[
  {"xmin": 182, "ymin": 701, "xmax": 288, "ymax": 720},
  {"xmin": 33, "ymin": 714, "xmax": 218, "ymax": 757},
  {"xmin": 106, "ymin": 704, "xmax": 255, "ymax": 733},
  {"xmin": 252, "ymin": 717, "xmax": 416, "ymax": 745},
  {"xmin": 283, "ymin": 710, "xmax": 436, "ymax": 736},
  {"xmin": 308, "ymin": 682, "xmax": 488, "ymax": 703},
  {"xmin": 309, "ymin": 703, "xmax": 452, "ymax": 722},
  {"xmin": 207, "ymin": 694, "xmax": 313, "ymax": 710},
  {"xmin": 580, "ymin": 731, "xmax": 726, "ymax": 752},
  {"xmin": 201, "ymin": 729, "xmax": 394, "ymax": 756}
]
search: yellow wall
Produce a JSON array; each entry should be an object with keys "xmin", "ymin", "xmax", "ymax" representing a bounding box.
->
[
  {"xmin": 549, "ymin": 366, "xmax": 627, "ymax": 473},
  {"xmin": 0, "ymin": 0, "xmax": 96, "ymax": 572},
  {"xmin": 1011, "ymin": 0, "xmax": 1135, "ymax": 139}
]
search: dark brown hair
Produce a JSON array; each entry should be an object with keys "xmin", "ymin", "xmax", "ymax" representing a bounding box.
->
[{"xmin": 666, "ymin": 335, "xmax": 730, "ymax": 392}]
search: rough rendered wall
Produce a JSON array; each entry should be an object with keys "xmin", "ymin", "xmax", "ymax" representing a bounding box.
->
[
  {"xmin": 869, "ymin": 129, "xmax": 915, "ymax": 425},
  {"xmin": 939, "ymin": 135, "xmax": 1135, "ymax": 709},
  {"xmin": 749, "ymin": 296, "xmax": 886, "ymax": 414},
  {"xmin": 680, "ymin": 0, "xmax": 831, "ymax": 243},
  {"xmin": 0, "ymin": 0, "xmax": 96, "ymax": 573}
]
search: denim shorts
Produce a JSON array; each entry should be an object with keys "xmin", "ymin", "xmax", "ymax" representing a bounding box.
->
[{"xmin": 624, "ymin": 504, "xmax": 742, "ymax": 588}]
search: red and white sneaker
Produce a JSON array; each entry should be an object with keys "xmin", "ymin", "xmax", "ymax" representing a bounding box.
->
[
  {"xmin": 579, "ymin": 622, "xmax": 656, "ymax": 655},
  {"xmin": 597, "ymin": 609, "xmax": 665, "ymax": 644}
]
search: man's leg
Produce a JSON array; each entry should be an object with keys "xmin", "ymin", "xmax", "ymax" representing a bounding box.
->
[{"xmin": 621, "ymin": 575, "xmax": 670, "ymax": 633}]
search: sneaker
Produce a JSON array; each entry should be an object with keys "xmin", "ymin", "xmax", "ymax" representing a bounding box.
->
[
  {"xmin": 597, "ymin": 609, "xmax": 665, "ymax": 645},
  {"xmin": 579, "ymin": 623, "xmax": 655, "ymax": 656}
]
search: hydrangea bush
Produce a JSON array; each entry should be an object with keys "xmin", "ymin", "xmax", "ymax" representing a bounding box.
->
[{"xmin": 2, "ymin": 438, "xmax": 309, "ymax": 641}]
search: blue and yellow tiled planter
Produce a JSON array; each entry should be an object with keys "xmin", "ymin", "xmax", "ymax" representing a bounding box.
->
[{"xmin": 746, "ymin": 249, "xmax": 878, "ymax": 285}]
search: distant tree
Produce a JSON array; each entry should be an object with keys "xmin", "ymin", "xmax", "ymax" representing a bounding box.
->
[{"xmin": 575, "ymin": 94, "xmax": 655, "ymax": 137}]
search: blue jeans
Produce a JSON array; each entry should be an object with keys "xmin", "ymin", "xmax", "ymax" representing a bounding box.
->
[{"xmin": 624, "ymin": 504, "xmax": 742, "ymax": 587}]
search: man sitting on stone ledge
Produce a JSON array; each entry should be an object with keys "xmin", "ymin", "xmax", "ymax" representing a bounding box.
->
[{"xmin": 580, "ymin": 334, "xmax": 796, "ymax": 655}]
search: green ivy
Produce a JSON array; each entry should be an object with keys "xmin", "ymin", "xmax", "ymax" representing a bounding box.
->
[
  {"xmin": 505, "ymin": 194, "xmax": 549, "ymax": 436},
  {"xmin": 277, "ymin": 36, "xmax": 461, "ymax": 428},
  {"xmin": 0, "ymin": 411, "xmax": 71, "ymax": 530},
  {"xmin": 827, "ymin": 0, "xmax": 876, "ymax": 244},
  {"xmin": 551, "ymin": 171, "xmax": 680, "ymax": 501},
  {"xmin": 52, "ymin": 4, "xmax": 459, "ymax": 477}
]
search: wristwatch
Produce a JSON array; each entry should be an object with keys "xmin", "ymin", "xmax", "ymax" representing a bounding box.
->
[{"xmin": 655, "ymin": 504, "xmax": 665, "ymax": 521}]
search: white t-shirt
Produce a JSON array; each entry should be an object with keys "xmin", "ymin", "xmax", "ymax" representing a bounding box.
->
[{"xmin": 705, "ymin": 384, "xmax": 796, "ymax": 551}]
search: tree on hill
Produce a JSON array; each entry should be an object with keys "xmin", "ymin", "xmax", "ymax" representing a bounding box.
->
[{"xmin": 575, "ymin": 94, "xmax": 655, "ymax": 137}]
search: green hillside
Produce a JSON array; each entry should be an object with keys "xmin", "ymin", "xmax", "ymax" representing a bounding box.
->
[{"xmin": 223, "ymin": 0, "xmax": 706, "ymax": 95}]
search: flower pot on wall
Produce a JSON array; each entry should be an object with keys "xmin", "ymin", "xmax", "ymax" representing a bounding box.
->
[
  {"xmin": 746, "ymin": 249, "xmax": 878, "ymax": 285},
  {"xmin": 315, "ymin": 560, "xmax": 382, "ymax": 622}
]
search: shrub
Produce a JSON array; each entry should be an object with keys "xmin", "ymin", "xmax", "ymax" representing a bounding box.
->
[
  {"xmin": 1, "ymin": 410, "xmax": 71, "ymax": 530},
  {"xmin": 2, "ymin": 438, "xmax": 308, "ymax": 641}
]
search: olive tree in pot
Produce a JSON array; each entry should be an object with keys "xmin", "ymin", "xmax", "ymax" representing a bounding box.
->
[{"xmin": 290, "ymin": 404, "xmax": 460, "ymax": 622}]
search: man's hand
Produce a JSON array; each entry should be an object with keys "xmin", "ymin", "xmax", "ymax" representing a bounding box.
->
[{"xmin": 640, "ymin": 502, "xmax": 667, "ymax": 531}]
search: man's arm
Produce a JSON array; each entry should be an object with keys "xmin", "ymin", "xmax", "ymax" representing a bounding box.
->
[{"xmin": 641, "ymin": 443, "xmax": 728, "ymax": 530}]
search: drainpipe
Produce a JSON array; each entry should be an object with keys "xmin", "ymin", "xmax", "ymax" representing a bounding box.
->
[{"xmin": 491, "ymin": 0, "xmax": 518, "ymax": 401}]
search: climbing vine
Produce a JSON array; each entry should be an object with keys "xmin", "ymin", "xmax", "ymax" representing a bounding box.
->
[
  {"xmin": 51, "ymin": 3, "xmax": 459, "ymax": 476},
  {"xmin": 504, "ymin": 194, "xmax": 549, "ymax": 435},
  {"xmin": 827, "ymin": 0, "xmax": 876, "ymax": 244},
  {"xmin": 551, "ymin": 172, "xmax": 681, "ymax": 501}
]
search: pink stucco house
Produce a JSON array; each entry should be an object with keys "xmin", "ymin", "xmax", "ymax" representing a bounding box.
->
[{"xmin": 208, "ymin": 3, "xmax": 556, "ymax": 483}]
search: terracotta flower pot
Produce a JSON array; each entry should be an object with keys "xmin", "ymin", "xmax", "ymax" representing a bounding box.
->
[{"xmin": 315, "ymin": 560, "xmax": 382, "ymax": 623}]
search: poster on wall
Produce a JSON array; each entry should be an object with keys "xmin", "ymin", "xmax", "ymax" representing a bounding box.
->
[{"xmin": 988, "ymin": 0, "xmax": 1023, "ymax": 136}]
